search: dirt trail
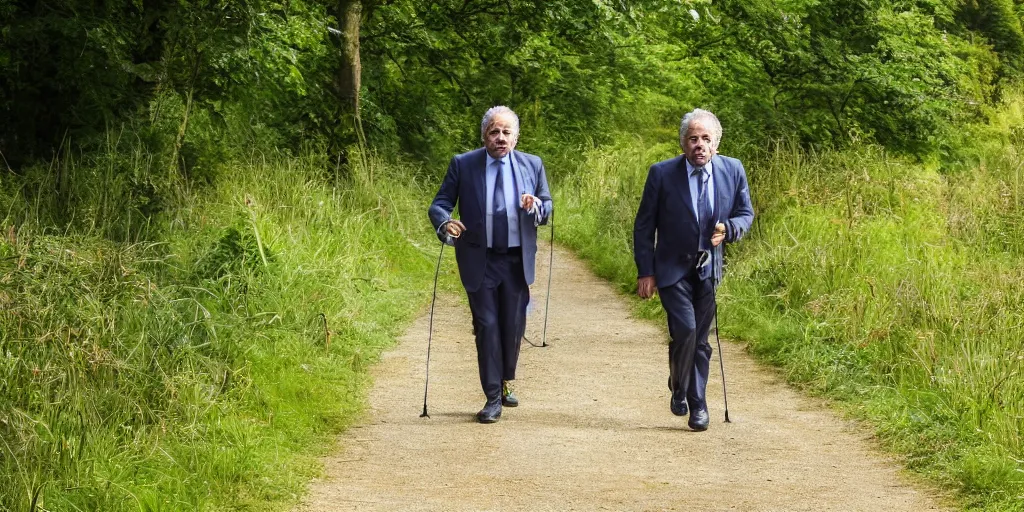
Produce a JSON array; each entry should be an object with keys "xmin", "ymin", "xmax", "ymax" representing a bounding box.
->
[{"xmin": 299, "ymin": 242, "xmax": 948, "ymax": 511}]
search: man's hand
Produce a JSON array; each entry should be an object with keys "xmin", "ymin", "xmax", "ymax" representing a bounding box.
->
[
  {"xmin": 637, "ymin": 276, "xmax": 657, "ymax": 299},
  {"xmin": 520, "ymin": 194, "xmax": 536, "ymax": 211},
  {"xmin": 711, "ymin": 222, "xmax": 726, "ymax": 247},
  {"xmin": 445, "ymin": 219, "xmax": 466, "ymax": 238}
]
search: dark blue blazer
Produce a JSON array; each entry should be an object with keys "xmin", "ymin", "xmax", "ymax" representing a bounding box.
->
[
  {"xmin": 429, "ymin": 148, "xmax": 553, "ymax": 293},
  {"xmin": 633, "ymin": 154, "xmax": 754, "ymax": 288}
]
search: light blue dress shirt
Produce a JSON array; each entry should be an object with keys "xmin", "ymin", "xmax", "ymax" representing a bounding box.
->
[
  {"xmin": 485, "ymin": 153, "xmax": 521, "ymax": 249},
  {"xmin": 686, "ymin": 159, "xmax": 715, "ymax": 222}
]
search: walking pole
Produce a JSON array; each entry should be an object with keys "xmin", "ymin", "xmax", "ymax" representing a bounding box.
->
[
  {"xmin": 539, "ymin": 210, "xmax": 554, "ymax": 347},
  {"xmin": 421, "ymin": 241, "xmax": 445, "ymax": 418},
  {"xmin": 712, "ymin": 288, "xmax": 730, "ymax": 422},
  {"xmin": 712, "ymin": 244, "xmax": 731, "ymax": 423},
  {"xmin": 522, "ymin": 205, "xmax": 554, "ymax": 349}
]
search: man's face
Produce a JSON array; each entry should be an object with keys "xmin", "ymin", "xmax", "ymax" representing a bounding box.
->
[
  {"xmin": 484, "ymin": 113, "xmax": 518, "ymax": 159},
  {"xmin": 683, "ymin": 120, "xmax": 716, "ymax": 167}
]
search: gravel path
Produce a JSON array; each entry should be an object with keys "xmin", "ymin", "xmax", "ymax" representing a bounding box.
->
[{"xmin": 299, "ymin": 242, "xmax": 948, "ymax": 511}]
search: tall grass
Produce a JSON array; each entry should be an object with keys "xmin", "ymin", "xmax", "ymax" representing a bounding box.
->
[
  {"xmin": 0, "ymin": 143, "xmax": 442, "ymax": 510},
  {"xmin": 552, "ymin": 99, "xmax": 1024, "ymax": 511}
]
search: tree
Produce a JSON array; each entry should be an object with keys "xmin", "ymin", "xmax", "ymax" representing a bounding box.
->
[{"xmin": 333, "ymin": 0, "xmax": 365, "ymax": 149}]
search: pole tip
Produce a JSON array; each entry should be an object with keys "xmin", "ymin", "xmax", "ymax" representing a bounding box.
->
[
  {"xmin": 724, "ymin": 411, "xmax": 731, "ymax": 423},
  {"xmin": 420, "ymin": 406, "xmax": 430, "ymax": 418}
]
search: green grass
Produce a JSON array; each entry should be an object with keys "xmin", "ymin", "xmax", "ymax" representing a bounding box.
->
[
  {"xmin": 0, "ymin": 145, "xmax": 445, "ymax": 510},
  {"xmin": 551, "ymin": 98, "xmax": 1024, "ymax": 511}
]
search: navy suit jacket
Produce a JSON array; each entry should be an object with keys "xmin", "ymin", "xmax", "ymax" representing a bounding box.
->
[
  {"xmin": 633, "ymin": 154, "xmax": 754, "ymax": 289},
  {"xmin": 429, "ymin": 148, "xmax": 553, "ymax": 293}
]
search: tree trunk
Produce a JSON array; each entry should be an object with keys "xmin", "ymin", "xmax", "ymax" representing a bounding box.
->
[{"xmin": 336, "ymin": 0, "xmax": 362, "ymax": 121}]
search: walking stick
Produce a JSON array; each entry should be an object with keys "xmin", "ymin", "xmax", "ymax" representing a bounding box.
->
[
  {"xmin": 712, "ymin": 244, "xmax": 731, "ymax": 423},
  {"xmin": 540, "ymin": 210, "xmax": 554, "ymax": 347},
  {"xmin": 420, "ymin": 241, "xmax": 445, "ymax": 418}
]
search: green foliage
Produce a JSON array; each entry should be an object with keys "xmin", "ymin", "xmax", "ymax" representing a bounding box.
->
[
  {"xmin": 676, "ymin": 0, "xmax": 998, "ymax": 153},
  {"xmin": 194, "ymin": 224, "xmax": 273, "ymax": 281},
  {"xmin": 957, "ymin": 0, "xmax": 1024, "ymax": 73},
  {"xmin": 358, "ymin": 0, "xmax": 693, "ymax": 162},
  {"xmin": 0, "ymin": 149, "xmax": 440, "ymax": 510},
  {"xmin": 3, "ymin": 0, "xmax": 1023, "ymax": 171},
  {"xmin": 0, "ymin": 129, "xmax": 169, "ymax": 242},
  {"xmin": 0, "ymin": 0, "xmax": 333, "ymax": 169},
  {"xmin": 0, "ymin": 0, "xmax": 156, "ymax": 164}
]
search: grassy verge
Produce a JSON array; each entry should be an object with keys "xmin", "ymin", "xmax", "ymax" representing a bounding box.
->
[
  {"xmin": 551, "ymin": 100, "xmax": 1024, "ymax": 511},
  {"xmin": 0, "ymin": 148, "xmax": 443, "ymax": 510}
]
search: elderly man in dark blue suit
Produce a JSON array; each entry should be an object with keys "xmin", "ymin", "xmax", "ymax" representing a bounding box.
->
[
  {"xmin": 428, "ymin": 106, "xmax": 553, "ymax": 424},
  {"xmin": 633, "ymin": 108, "xmax": 754, "ymax": 431}
]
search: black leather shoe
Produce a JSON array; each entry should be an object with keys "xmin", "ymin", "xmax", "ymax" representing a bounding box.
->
[
  {"xmin": 502, "ymin": 381, "xmax": 519, "ymax": 407},
  {"xmin": 476, "ymin": 400, "xmax": 502, "ymax": 424},
  {"xmin": 688, "ymin": 406, "xmax": 709, "ymax": 431},
  {"xmin": 670, "ymin": 391, "xmax": 688, "ymax": 416}
]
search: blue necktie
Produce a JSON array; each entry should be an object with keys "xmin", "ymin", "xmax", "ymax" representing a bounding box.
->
[
  {"xmin": 492, "ymin": 159, "xmax": 508, "ymax": 252},
  {"xmin": 694, "ymin": 166, "xmax": 712, "ymax": 251}
]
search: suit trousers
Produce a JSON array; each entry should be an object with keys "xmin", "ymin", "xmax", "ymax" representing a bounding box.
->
[
  {"xmin": 659, "ymin": 272, "xmax": 716, "ymax": 410},
  {"xmin": 466, "ymin": 249, "xmax": 527, "ymax": 402}
]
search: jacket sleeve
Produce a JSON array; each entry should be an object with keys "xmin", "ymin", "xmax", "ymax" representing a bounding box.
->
[
  {"xmin": 533, "ymin": 158, "xmax": 553, "ymax": 225},
  {"xmin": 724, "ymin": 160, "xmax": 754, "ymax": 243},
  {"xmin": 428, "ymin": 156, "xmax": 460, "ymax": 243},
  {"xmin": 633, "ymin": 165, "xmax": 660, "ymax": 278}
]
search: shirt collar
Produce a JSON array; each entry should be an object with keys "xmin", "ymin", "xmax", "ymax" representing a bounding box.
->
[
  {"xmin": 686, "ymin": 157, "xmax": 713, "ymax": 176},
  {"xmin": 486, "ymin": 151, "xmax": 510, "ymax": 168}
]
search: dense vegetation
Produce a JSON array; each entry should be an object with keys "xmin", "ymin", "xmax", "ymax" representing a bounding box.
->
[
  {"xmin": 2, "ymin": 0, "xmax": 1024, "ymax": 510},
  {"xmin": 5, "ymin": 0, "xmax": 1023, "ymax": 166}
]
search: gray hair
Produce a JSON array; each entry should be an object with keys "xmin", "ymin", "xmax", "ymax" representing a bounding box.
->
[
  {"xmin": 480, "ymin": 106, "xmax": 520, "ymax": 141},
  {"xmin": 679, "ymin": 108, "xmax": 723, "ymax": 149}
]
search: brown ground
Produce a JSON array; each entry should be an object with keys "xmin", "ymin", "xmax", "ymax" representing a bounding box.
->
[{"xmin": 298, "ymin": 242, "xmax": 949, "ymax": 511}]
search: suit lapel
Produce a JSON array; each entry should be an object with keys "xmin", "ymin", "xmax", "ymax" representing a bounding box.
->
[
  {"xmin": 711, "ymin": 155, "xmax": 726, "ymax": 223},
  {"xmin": 473, "ymin": 148, "xmax": 488, "ymax": 218},
  {"xmin": 511, "ymin": 150, "xmax": 526, "ymax": 198},
  {"xmin": 673, "ymin": 156, "xmax": 698, "ymax": 222}
]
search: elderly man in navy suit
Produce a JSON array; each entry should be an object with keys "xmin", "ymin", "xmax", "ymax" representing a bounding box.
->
[
  {"xmin": 633, "ymin": 108, "xmax": 754, "ymax": 431},
  {"xmin": 428, "ymin": 106, "xmax": 553, "ymax": 424}
]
